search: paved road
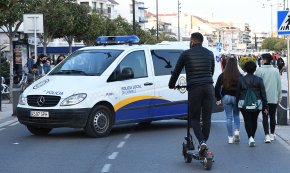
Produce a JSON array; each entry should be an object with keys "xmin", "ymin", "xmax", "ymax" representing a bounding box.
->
[{"xmin": 0, "ymin": 112, "xmax": 290, "ymax": 173}]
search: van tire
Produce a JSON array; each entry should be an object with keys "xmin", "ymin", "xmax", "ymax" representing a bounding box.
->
[
  {"xmin": 85, "ymin": 105, "xmax": 113, "ymax": 138},
  {"xmin": 26, "ymin": 125, "xmax": 52, "ymax": 135}
]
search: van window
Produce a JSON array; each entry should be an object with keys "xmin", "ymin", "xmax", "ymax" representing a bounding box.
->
[
  {"xmin": 108, "ymin": 50, "xmax": 147, "ymax": 81},
  {"xmin": 50, "ymin": 50, "xmax": 123, "ymax": 76},
  {"xmin": 151, "ymin": 49, "xmax": 185, "ymax": 76}
]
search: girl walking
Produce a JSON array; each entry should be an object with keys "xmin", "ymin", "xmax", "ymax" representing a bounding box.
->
[
  {"xmin": 215, "ymin": 57, "xmax": 241, "ymax": 144},
  {"xmin": 237, "ymin": 61, "xmax": 268, "ymax": 147}
]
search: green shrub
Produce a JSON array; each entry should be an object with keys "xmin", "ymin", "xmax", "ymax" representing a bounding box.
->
[
  {"xmin": 0, "ymin": 60, "xmax": 10, "ymax": 79},
  {"xmin": 239, "ymin": 57, "xmax": 256, "ymax": 71}
]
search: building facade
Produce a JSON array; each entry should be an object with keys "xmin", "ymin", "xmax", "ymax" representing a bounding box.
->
[
  {"xmin": 115, "ymin": 0, "xmax": 148, "ymax": 30},
  {"xmin": 77, "ymin": 0, "xmax": 119, "ymax": 19}
]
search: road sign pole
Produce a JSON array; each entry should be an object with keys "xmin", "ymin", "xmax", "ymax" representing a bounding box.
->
[{"xmin": 287, "ymin": 36, "xmax": 290, "ymax": 121}]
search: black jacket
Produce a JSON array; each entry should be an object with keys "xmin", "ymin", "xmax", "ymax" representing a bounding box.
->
[
  {"xmin": 236, "ymin": 74, "xmax": 268, "ymax": 110},
  {"xmin": 168, "ymin": 44, "xmax": 215, "ymax": 88}
]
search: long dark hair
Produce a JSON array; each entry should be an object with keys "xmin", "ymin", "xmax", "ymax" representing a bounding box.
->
[{"xmin": 222, "ymin": 57, "xmax": 240, "ymax": 90}]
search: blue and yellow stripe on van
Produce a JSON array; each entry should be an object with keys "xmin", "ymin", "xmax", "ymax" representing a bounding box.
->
[
  {"xmin": 113, "ymin": 96, "xmax": 187, "ymax": 122},
  {"xmin": 114, "ymin": 95, "xmax": 166, "ymax": 111}
]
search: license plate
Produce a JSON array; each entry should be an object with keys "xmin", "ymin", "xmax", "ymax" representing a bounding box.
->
[{"xmin": 30, "ymin": 111, "xmax": 49, "ymax": 118}]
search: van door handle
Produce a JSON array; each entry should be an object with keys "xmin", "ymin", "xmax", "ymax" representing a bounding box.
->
[{"xmin": 144, "ymin": 82, "xmax": 153, "ymax": 86}]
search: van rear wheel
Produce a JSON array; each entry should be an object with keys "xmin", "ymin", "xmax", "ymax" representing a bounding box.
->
[
  {"xmin": 26, "ymin": 125, "xmax": 52, "ymax": 135},
  {"xmin": 85, "ymin": 105, "xmax": 113, "ymax": 138}
]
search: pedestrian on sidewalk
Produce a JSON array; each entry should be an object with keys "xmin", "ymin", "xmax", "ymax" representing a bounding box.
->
[
  {"xmin": 215, "ymin": 56, "xmax": 242, "ymax": 144},
  {"xmin": 277, "ymin": 56, "xmax": 285, "ymax": 75},
  {"xmin": 255, "ymin": 53, "xmax": 282, "ymax": 143},
  {"xmin": 237, "ymin": 61, "xmax": 268, "ymax": 147}
]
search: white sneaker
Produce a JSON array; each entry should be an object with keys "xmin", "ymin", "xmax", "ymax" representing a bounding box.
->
[
  {"xmin": 264, "ymin": 135, "xmax": 271, "ymax": 143},
  {"xmin": 234, "ymin": 130, "xmax": 240, "ymax": 143},
  {"xmin": 248, "ymin": 137, "xmax": 255, "ymax": 147},
  {"xmin": 228, "ymin": 136, "xmax": 234, "ymax": 144},
  {"xmin": 270, "ymin": 134, "xmax": 275, "ymax": 141}
]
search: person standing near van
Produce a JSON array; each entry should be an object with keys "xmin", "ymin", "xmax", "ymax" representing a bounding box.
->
[
  {"xmin": 215, "ymin": 57, "xmax": 241, "ymax": 144},
  {"xmin": 27, "ymin": 52, "xmax": 35, "ymax": 73},
  {"xmin": 169, "ymin": 32, "xmax": 215, "ymax": 156},
  {"xmin": 255, "ymin": 53, "xmax": 282, "ymax": 143}
]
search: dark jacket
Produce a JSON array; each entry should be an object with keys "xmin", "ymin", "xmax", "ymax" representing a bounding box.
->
[
  {"xmin": 236, "ymin": 74, "xmax": 268, "ymax": 110},
  {"xmin": 215, "ymin": 73, "xmax": 242, "ymax": 101},
  {"xmin": 168, "ymin": 44, "xmax": 215, "ymax": 88}
]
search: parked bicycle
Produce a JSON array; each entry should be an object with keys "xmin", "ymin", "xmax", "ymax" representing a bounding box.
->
[
  {"xmin": 18, "ymin": 70, "xmax": 41, "ymax": 93},
  {"xmin": 18, "ymin": 71, "xmax": 28, "ymax": 93},
  {"xmin": 1, "ymin": 77, "xmax": 10, "ymax": 100}
]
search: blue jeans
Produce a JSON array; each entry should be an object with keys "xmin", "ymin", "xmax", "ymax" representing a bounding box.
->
[{"xmin": 222, "ymin": 95, "xmax": 240, "ymax": 136}]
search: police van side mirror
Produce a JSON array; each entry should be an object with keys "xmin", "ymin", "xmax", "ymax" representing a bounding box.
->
[{"xmin": 119, "ymin": 67, "xmax": 134, "ymax": 80}]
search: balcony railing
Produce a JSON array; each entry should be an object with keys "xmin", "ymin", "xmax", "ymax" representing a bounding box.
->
[{"xmin": 139, "ymin": 17, "xmax": 148, "ymax": 23}]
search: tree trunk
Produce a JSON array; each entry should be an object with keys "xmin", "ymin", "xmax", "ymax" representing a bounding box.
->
[
  {"xmin": 68, "ymin": 36, "xmax": 73, "ymax": 54},
  {"xmin": 9, "ymin": 36, "xmax": 13, "ymax": 104}
]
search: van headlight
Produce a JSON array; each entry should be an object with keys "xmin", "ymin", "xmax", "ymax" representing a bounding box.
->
[
  {"xmin": 60, "ymin": 93, "xmax": 87, "ymax": 106},
  {"xmin": 19, "ymin": 94, "xmax": 27, "ymax": 105}
]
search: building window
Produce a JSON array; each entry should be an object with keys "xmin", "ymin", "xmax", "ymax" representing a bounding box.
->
[
  {"xmin": 93, "ymin": 2, "xmax": 97, "ymax": 10},
  {"xmin": 80, "ymin": 2, "xmax": 89, "ymax": 7}
]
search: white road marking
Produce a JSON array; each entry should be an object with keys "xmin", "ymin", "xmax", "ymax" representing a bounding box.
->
[
  {"xmin": 101, "ymin": 164, "xmax": 111, "ymax": 173},
  {"xmin": 13, "ymin": 142, "xmax": 19, "ymax": 145},
  {"xmin": 0, "ymin": 128, "xmax": 6, "ymax": 131},
  {"xmin": 108, "ymin": 152, "xmax": 118, "ymax": 160},
  {"xmin": 117, "ymin": 141, "xmax": 126, "ymax": 148},
  {"xmin": 0, "ymin": 119, "xmax": 18, "ymax": 128},
  {"xmin": 124, "ymin": 134, "xmax": 131, "ymax": 140},
  {"xmin": 211, "ymin": 120, "xmax": 245, "ymax": 123},
  {"xmin": 9, "ymin": 122, "xmax": 19, "ymax": 126}
]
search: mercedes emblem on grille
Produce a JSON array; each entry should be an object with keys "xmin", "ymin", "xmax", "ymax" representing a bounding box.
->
[{"xmin": 37, "ymin": 96, "xmax": 46, "ymax": 106}]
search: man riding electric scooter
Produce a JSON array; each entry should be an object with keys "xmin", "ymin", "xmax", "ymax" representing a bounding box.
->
[{"xmin": 169, "ymin": 32, "xmax": 215, "ymax": 157}]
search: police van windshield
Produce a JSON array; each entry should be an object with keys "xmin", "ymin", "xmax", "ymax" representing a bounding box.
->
[{"xmin": 50, "ymin": 49, "xmax": 123, "ymax": 76}]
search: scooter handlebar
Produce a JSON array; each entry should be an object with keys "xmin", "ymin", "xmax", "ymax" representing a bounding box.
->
[{"xmin": 175, "ymin": 85, "xmax": 187, "ymax": 89}]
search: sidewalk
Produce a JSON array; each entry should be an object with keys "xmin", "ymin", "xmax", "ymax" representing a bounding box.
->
[{"xmin": 0, "ymin": 99, "xmax": 13, "ymax": 122}]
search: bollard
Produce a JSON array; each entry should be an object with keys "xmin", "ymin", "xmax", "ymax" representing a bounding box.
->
[
  {"xmin": 12, "ymin": 85, "xmax": 21, "ymax": 116},
  {"xmin": 277, "ymin": 90, "xmax": 288, "ymax": 125}
]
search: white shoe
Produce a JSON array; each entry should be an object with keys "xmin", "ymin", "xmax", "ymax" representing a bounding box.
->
[
  {"xmin": 264, "ymin": 135, "xmax": 271, "ymax": 143},
  {"xmin": 234, "ymin": 130, "xmax": 240, "ymax": 143},
  {"xmin": 228, "ymin": 136, "xmax": 234, "ymax": 144},
  {"xmin": 248, "ymin": 137, "xmax": 255, "ymax": 147},
  {"xmin": 270, "ymin": 134, "xmax": 275, "ymax": 141}
]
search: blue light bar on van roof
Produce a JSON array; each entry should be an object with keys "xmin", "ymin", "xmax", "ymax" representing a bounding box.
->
[{"xmin": 96, "ymin": 35, "xmax": 140, "ymax": 45}]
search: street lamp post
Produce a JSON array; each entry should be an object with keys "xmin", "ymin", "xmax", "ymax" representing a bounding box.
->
[
  {"xmin": 178, "ymin": 0, "xmax": 181, "ymax": 41},
  {"xmin": 156, "ymin": 0, "xmax": 159, "ymax": 41},
  {"xmin": 132, "ymin": 0, "xmax": 136, "ymax": 35},
  {"xmin": 263, "ymin": 1, "xmax": 283, "ymax": 37}
]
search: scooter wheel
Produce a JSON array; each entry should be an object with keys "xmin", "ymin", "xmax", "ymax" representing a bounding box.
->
[
  {"xmin": 202, "ymin": 151, "xmax": 213, "ymax": 170},
  {"xmin": 202, "ymin": 157, "xmax": 213, "ymax": 170},
  {"xmin": 184, "ymin": 156, "xmax": 192, "ymax": 163},
  {"xmin": 182, "ymin": 143, "xmax": 192, "ymax": 163}
]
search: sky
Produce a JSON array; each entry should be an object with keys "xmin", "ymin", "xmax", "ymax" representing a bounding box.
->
[{"xmin": 140, "ymin": 0, "xmax": 289, "ymax": 33}]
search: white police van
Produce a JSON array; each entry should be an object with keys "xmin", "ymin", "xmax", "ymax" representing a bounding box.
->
[{"xmin": 16, "ymin": 35, "xmax": 221, "ymax": 137}]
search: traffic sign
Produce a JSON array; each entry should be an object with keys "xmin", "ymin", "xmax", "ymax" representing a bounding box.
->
[
  {"xmin": 216, "ymin": 42, "xmax": 222, "ymax": 52},
  {"xmin": 278, "ymin": 10, "xmax": 290, "ymax": 35}
]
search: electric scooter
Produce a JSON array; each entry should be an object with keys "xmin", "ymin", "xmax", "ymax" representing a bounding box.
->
[{"xmin": 175, "ymin": 85, "xmax": 214, "ymax": 170}]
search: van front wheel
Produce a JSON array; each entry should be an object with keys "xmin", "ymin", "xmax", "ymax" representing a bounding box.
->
[{"xmin": 85, "ymin": 105, "xmax": 113, "ymax": 138}]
